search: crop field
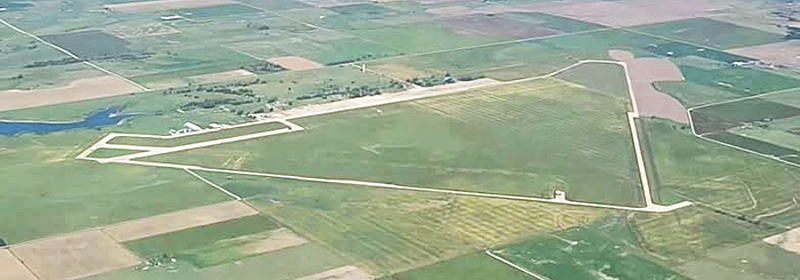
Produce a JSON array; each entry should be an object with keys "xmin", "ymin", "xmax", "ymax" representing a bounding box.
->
[
  {"xmin": 494, "ymin": 216, "xmax": 690, "ymax": 279},
  {"xmin": 383, "ymin": 251, "xmax": 529, "ymax": 280},
  {"xmin": 146, "ymin": 78, "xmax": 645, "ymax": 206},
  {"xmin": 553, "ymin": 63, "xmax": 629, "ymax": 97},
  {"xmin": 40, "ymin": 30, "xmax": 132, "ymax": 58},
  {"xmin": 691, "ymin": 98, "xmax": 800, "ymax": 134},
  {"xmin": 89, "ymin": 243, "xmax": 351, "ymax": 280},
  {"xmin": 730, "ymin": 116, "xmax": 800, "ymax": 151},
  {"xmin": 192, "ymin": 171, "xmax": 606, "ymax": 274},
  {"xmin": 632, "ymin": 17, "xmax": 786, "ymax": 50},
  {"xmin": 659, "ymin": 65, "xmax": 800, "ymax": 107}
]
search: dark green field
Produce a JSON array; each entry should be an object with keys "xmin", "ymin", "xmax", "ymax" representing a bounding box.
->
[
  {"xmin": 633, "ymin": 17, "xmax": 785, "ymax": 50},
  {"xmin": 41, "ymin": 30, "xmax": 131, "ymax": 58}
]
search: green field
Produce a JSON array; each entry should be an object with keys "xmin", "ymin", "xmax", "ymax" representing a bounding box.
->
[
  {"xmin": 633, "ymin": 17, "xmax": 785, "ymax": 50},
  {"xmin": 40, "ymin": 30, "xmax": 131, "ymax": 58},
  {"xmin": 495, "ymin": 216, "xmax": 689, "ymax": 279},
  {"xmin": 192, "ymin": 170, "xmax": 605, "ymax": 274},
  {"xmin": 553, "ymin": 63, "xmax": 629, "ymax": 97},
  {"xmin": 638, "ymin": 118, "xmax": 800, "ymax": 226},
  {"xmin": 659, "ymin": 66, "xmax": 800, "ymax": 107},
  {"xmin": 147, "ymin": 78, "xmax": 644, "ymax": 206},
  {"xmin": 0, "ymin": 129, "xmax": 230, "ymax": 243},
  {"xmin": 383, "ymin": 251, "xmax": 529, "ymax": 280},
  {"xmin": 677, "ymin": 239, "xmax": 800, "ymax": 280}
]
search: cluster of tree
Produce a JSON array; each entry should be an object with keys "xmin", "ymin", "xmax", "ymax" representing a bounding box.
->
[
  {"xmin": 134, "ymin": 254, "xmax": 176, "ymax": 271},
  {"xmin": 242, "ymin": 62, "xmax": 285, "ymax": 74},
  {"xmin": 406, "ymin": 73, "xmax": 485, "ymax": 87},
  {"xmin": 325, "ymin": 53, "xmax": 378, "ymax": 66},
  {"xmin": 24, "ymin": 57, "xmax": 82, "ymax": 68},
  {"xmin": 296, "ymin": 84, "xmax": 384, "ymax": 100},
  {"xmin": 197, "ymin": 85, "xmax": 255, "ymax": 97},
  {"xmin": 181, "ymin": 98, "xmax": 254, "ymax": 110},
  {"xmin": 5, "ymin": 74, "xmax": 23, "ymax": 80}
]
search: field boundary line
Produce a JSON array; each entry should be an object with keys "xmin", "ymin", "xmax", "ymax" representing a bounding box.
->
[
  {"xmin": 0, "ymin": 18, "xmax": 150, "ymax": 92},
  {"xmin": 7, "ymin": 248, "xmax": 43, "ymax": 280},
  {"xmin": 689, "ymin": 86, "xmax": 800, "ymax": 110},
  {"xmin": 184, "ymin": 168, "xmax": 242, "ymax": 200},
  {"xmin": 485, "ymin": 250, "xmax": 550, "ymax": 280}
]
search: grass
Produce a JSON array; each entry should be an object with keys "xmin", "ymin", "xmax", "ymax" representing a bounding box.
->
[
  {"xmin": 706, "ymin": 132, "xmax": 799, "ymax": 158},
  {"xmin": 553, "ymin": 62, "xmax": 629, "ymax": 97},
  {"xmin": 630, "ymin": 206, "xmax": 770, "ymax": 264},
  {"xmin": 0, "ymin": 128, "xmax": 230, "ymax": 243},
  {"xmin": 193, "ymin": 171, "xmax": 606, "ymax": 274},
  {"xmin": 87, "ymin": 243, "xmax": 350, "ymax": 280},
  {"xmin": 146, "ymin": 78, "xmax": 645, "ymax": 207},
  {"xmin": 234, "ymin": 0, "xmax": 310, "ymax": 11},
  {"xmin": 87, "ymin": 148, "xmax": 142, "ymax": 159},
  {"xmin": 638, "ymin": 118, "xmax": 800, "ymax": 227},
  {"xmin": 107, "ymin": 121, "xmax": 288, "ymax": 147},
  {"xmin": 352, "ymin": 21, "xmax": 501, "ymax": 53},
  {"xmin": 500, "ymin": 11, "xmax": 606, "ymax": 33},
  {"xmin": 495, "ymin": 216, "xmax": 690, "ymax": 279},
  {"xmin": 382, "ymin": 251, "xmax": 529, "ymax": 280},
  {"xmin": 124, "ymin": 215, "xmax": 280, "ymax": 258},
  {"xmin": 172, "ymin": 4, "xmax": 262, "ymax": 19},
  {"xmin": 677, "ymin": 239, "xmax": 800, "ymax": 280},
  {"xmin": 328, "ymin": 3, "xmax": 398, "ymax": 16},
  {"xmin": 633, "ymin": 18, "xmax": 785, "ymax": 50}
]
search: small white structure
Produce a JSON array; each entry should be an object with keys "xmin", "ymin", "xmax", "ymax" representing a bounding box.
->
[
  {"xmin": 160, "ymin": 15, "xmax": 182, "ymax": 21},
  {"xmin": 554, "ymin": 190, "xmax": 567, "ymax": 201},
  {"xmin": 183, "ymin": 122, "xmax": 202, "ymax": 131}
]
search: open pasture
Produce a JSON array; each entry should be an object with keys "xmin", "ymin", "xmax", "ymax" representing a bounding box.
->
[
  {"xmin": 660, "ymin": 65, "xmax": 800, "ymax": 107},
  {"xmin": 192, "ymin": 171, "xmax": 605, "ymax": 273},
  {"xmin": 384, "ymin": 251, "xmax": 528, "ymax": 280},
  {"xmin": 691, "ymin": 98, "xmax": 800, "ymax": 134},
  {"xmin": 630, "ymin": 206, "xmax": 767, "ymax": 264},
  {"xmin": 638, "ymin": 118, "xmax": 800, "ymax": 226},
  {"xmin": 147, "ymin": 78, "xmax": 645, "ymax": 207},
  {"xmin": 633, "ymin": 17, "xmax": 786, "ymax": 50}
]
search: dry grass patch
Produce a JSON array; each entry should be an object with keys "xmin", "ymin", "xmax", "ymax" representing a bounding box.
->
[
  {"xmin": 764, "ymin": 227, "xmax": 800, "ymax": 255},
  {"xmin": 267, "ymin": 56, "xmax": 324, "ymax": 71},
  {"xmin": 610, "ymin": 49, "xmax": 688, "ymax": 123},
  {"xmin": 237, "ymin": 228, "xmax": 308, "ymax": 256},
  {"xmin": 729, "ymin": 41, "xmax": 800, "ymax": 69},
  {"xmin": 0, "ymin": 249, "xmax": 37, "ymax": 280},
  {"xmin": 296, "ymin": 265, "xmax": 374, "ymax": 280},
  {"xmin": 10, "ymin": 230, "xmax": 139, "ymax": 280},
  {"xmin": 104, "ymin": 201, "xmax": 258, "ymax": 242},
  {"xmin": 104, "ymin": 0, "xmax": 234, "ymax": 13},
  {"xmin": 0, "ymin": 75, "xmax": 143, "ymax": 112},
  {"xmin": 189, "ymin": 69, "xmax": 256, "ymax": 84}
]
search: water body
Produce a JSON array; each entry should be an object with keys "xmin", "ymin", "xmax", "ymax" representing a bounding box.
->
[{"xmin": 0, "ymin": 108, "xmax": 131, "ymax": 137}]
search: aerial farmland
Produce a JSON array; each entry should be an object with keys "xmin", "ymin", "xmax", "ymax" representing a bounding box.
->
[{"xmin": 2, "ymin": 0, "xmax": 800, "ymax": 279}]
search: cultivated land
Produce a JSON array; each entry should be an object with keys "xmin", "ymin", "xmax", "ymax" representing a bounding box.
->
[
  {"xmin": 0, "ymin": 249, "xmax": 38, "ymax": 280},
  {"xmin": 4, "ymin": 0, "xmax": 800, "ymax": 279},
  {"xmin": 0, "ymin": 75, "xmax": 144, "ymax": 112},
  {"xmin": 11, "ymin": 230, "xmax": 140, "ymax": 280}
]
